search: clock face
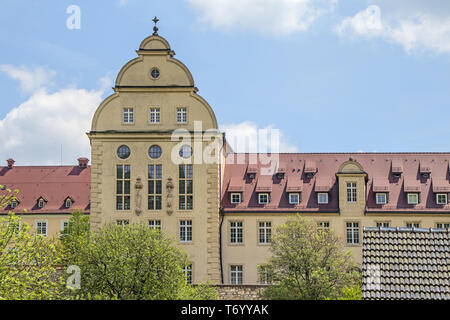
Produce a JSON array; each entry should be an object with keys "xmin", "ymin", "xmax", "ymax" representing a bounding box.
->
[{"xmin": 150, "ymin": 68, "xmax": 160, "ymax": 79}]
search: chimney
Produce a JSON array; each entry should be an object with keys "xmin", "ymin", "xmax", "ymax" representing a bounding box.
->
[
  {"xmin": 77, "ymin": 157, "xmax": 89, "ymax": 168},
  {"xmin": 6, "ymin": 158, "xmax": 15, "ymax": 169}
]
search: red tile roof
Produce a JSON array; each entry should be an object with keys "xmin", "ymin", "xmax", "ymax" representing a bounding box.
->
[
  {"xmin": 222, "ymin": 153, "xmax": 450, "ymax": 213},
  {"xmin": 0, "ymin": 165, "xmax": 90, "ymax": 215}
]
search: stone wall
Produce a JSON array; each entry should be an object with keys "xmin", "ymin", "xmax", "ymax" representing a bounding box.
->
[{"xmin": 215, "ymin": 285, "xmax": 267, "ymax": 300}]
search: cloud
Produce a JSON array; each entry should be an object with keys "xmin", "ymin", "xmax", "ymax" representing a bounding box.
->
[
  {"xmin": 0, "ymin": 66, "xmax": 111, "ymax": 165},
  {"xmin": 221, "ymin": 121, "xmax": 299, "ymax": 153},
  {"xmin": 188, "ymin": 0, "xmax": 337, "ymax": 35},
  {"xmin": 335, "ymin": 4, "xmax": 450, "ymax": 54},
  {"xmin": 0, "ymin": 65, "xmax": 56, "ymax": 94}
]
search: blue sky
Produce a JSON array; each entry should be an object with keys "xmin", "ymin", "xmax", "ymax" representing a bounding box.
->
[{"xmin": 1, "ymin": 0, "xmax": 450, "ymax": 164}]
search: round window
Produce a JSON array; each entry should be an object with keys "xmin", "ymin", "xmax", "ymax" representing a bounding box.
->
[
  {"xmin": 149, "ymin": 145, "xmax": 162, "ymax": 159},
  {"xmin": 179, "ymin": 145, "xmax": 192, "ymax": 158},
  {"xmin": 117, "ymin": 145, "xmax": 131, "ymax": 159},
  {"xmin": 150, "ymin": 68, "xmax": 160, "ymax": 79}
]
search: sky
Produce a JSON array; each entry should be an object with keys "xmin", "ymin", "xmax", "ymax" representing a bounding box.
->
[{"xmin": 1, "ymin": 0, "xmax": 450, "ymax": 165}]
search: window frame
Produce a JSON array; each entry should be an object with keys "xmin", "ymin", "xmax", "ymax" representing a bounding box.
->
[
  {"xmin": 375, "ymin": 193, "xmax": 387, "ymax": 205},
  {"xmin": 288, "ymin": 193, "xmax": 300, "ymax": 204},
  {"xmin": 230, "ymin": 193, "xmax": 242, "ymax": 204},
  {"xmin": 35, "ymin": 220, "xmax": 48, "ymax": 236},
  {"xmin": 116, "ymin": 164, "xmax": 131, "ymax": 211},
  {"xmin": 230, "ymin": 221, "xmax": 243, "ymax": 244},
  {"xmin": 346, "ymin": 182, "xmax": 357, "ymax": 203},
  {"xmin": 183, "ymin": 264, "xmax": 193, "ymax": 285},
  {"xmin": 123, "ymin": 108, "xmax": 134, "ymax": 124},
  {"xmin": 258, "ymin": 193, "xmax": 269, "ymax": 205},
  {"xmin": 407, "ymin": 193, "xmax": 419, "ymax": 205},
  {"xmin": 149, "ymin": 107, "xmax": 161, "ymax": 124},
  {"xmin": 436, "ymin": 193, "xmax": 448, "ymax": 205},
  {"xmin": 148, "ymin": 220, "xmax": 161, "ymax": 231},
  {"xmin": 230, "ymin": 265, "xmax": 243, "ymax": 285},
  {"xmin": 258, "ymin": 221, "xmax": 272, "ymax": 244},
  {"xmin": 179, "ymin": 220, "xmax": 193, "ymax": 243},
  {"xmin": 148, "ymin": 164, "xmax": 162, "ymax": 210},
  {"xmin": 317, "ymin": 192, "xmax": 329, "ymax": 204},
  {"xmin": 176, "ymin": 107, "xmax": 187, "ymax": 124},
  {"xmin": 179, "ymin": 165, "xmax": 193, "ymax": 210},
  {"xmin": 346, "ymin": 221, "xmax": 360, "ymax": 245}
]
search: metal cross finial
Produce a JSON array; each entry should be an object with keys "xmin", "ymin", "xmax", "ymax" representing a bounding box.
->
[{"xmin": 152, "ymin": 16, "xmax": 159, "ymax": 35}]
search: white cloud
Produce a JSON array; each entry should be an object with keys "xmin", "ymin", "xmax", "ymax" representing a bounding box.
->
[
  {"xmin": 0, "ymin": 65, "xmax": 56, "ymax": 94},
  {"xmin": 0, "ymin": 66, "xmax": 111, "ymax": 165},
  {"xmin": 221, "ymin": 121, "xmax": 299, "ymax": 153},
  {"xmin": 335, "ymin": 5, "xmax": 450, "ymax": 54},
  {"xmin": 188, "ymin": 0, "xmax": 337, "ymax": 35}
]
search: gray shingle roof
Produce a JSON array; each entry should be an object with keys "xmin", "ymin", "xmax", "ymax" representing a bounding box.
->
[{"xmin": 362, "ymin": 227, "xmax": 450, "ymax": 300}]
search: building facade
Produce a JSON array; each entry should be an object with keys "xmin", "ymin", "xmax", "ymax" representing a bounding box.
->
[{"xmin": 1, "ymin": 32, "xmax": 450, "ymax": 285}]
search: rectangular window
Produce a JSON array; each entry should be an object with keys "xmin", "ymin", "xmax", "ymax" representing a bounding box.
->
[
  {"xmin": 123, "ymin": 108, "xmax": 134, "ymax": 123},
  {"xmin": 61, "ymin": 220, "xmax": 69, "ymax": 235},
  {"xmin": 346, "ymin": 222, "xmax": 359, "ymax": 245},
  {"xmin": 376, "ymin": 222, "xmax": 389, "ymax": 228},
  {"xmin": 117, "ymin": 219, "xmax": 129, "ymax": 226},
  {"xmin": 180, "ymin": 220, "xmax": 192, "ymax": 242},
  {"xmin": 347, "ymin": 182, "xmax": 357, "ymax": 203},
  {"xmin": 36, "ymin": 221, "xmax": 47, "ymax": 236},
  {"xmin": 436, "ymin": 193, "xmax": 448, "ymax": 205},
  {"xmin": 230, "ymin": 265, "xmax": 243, "ymax": 285},
  {"xmin": 179, "ymin": 165, "xmax": 193, "ymax": 210},
  {"xmin": 407, "ymin": 193, "xmax": 419, "ymax": 204},
  {"xmin": 148, "ymin": 164, "xmax": 162, "ymax": 210},
  {"xmin": 148, "ymin": 220, "xmax": 161, "ymax": 231},
  {"xmin": 318, "ymin": 221, "xmax": 330, "ymax": 231},
  {"xmin": 177, "ymin": 107, "xmax": 187, "ymax": 123},
  {"xmin": 183, "ymin": 264, "xmax": 193, "ymax": 285},
  {"xmin": 376, "ymin": 193, "xmax": 387, "ymax": 204},
  {"xmin": 116, "ymin": 165, "xmax": 131, "ymax": 210},
  {"xmin": 230, "ymin": 193, "xmax": 242, "ymax": 204},
  {"xmin": 258, "ymin": 193, "xmax": 269, "ymax": 204},
  {"xmin": 317, "ymin": 193, "xmax": 328, "ymax": 204},
  {"xmin": 259, "ymin": 266, "xmax": 271, "ymax": 285},
  {"xmin": 406, "ymin": 222, "xmax": 420, "ymax": 228},
  {"xmin": 230, "ymin": 221, "xmax": 243, "ymax": 244},
  {"xmin": 289, "ymin": 193, "xmax": 300, "ymax": 204},
  {"xmin": 436, "ymin": 223, "xmax": 450, "ymax": 229},
  {"xmin": 258, "ymin": 221, "xmax": 272, "ymax": 244},
  {"xmin": 150, "ymin": 108, "xmax": 160, "ymax": 123}
]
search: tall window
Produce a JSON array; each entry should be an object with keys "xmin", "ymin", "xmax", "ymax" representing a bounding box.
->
[
  {"xmin": 36, "ymin": 221, "xmax": 47, "ymax": 236},
  {"xmin": 148, "ymin": 165, "xmax": 162, "ymax": 210},
  {"xmin": 148, "ymin": 220, "xmax": 161, "ymax": 231},
  {"xmin": 179, "ymin": 165, "xmax": 193, "ymax": 210},
  {"xmin": 230, "ymin": 265, "xmax": 243, "ymax": 285},
  {"xmin": 116, "ymin": 165, "xmax": 131, "ymax": 210},
  {"xmin": 258, "ymin": 222, "xmax": 272, "ymax": 244},
  {"xmin": 346, "ymin": 222, "xmax": 359, "ymax": 245},
  {"xmin": 180, "ymin": 220, "xmax": 192, "ymax": 242},
  {"xmin": 61, "ymin": 220, "xmax": 69, "ymax": 235},
  {"xmin": 177, "ymin": 107, "xmax": 187, "ymax": 123},
  {"xmin": 230, "ymin": 221, "xmax": 243, "ymax": 244},
  {"xmin": 150, "ymin": 108, "xmax": 160, "ymax": 123},
  {"xmin": 347, "ymin": 182, "xmax": 357, "ymax": 203},
  {"xmin": 259, "ymin": 266, "xmax": 271, "ymax": 284},
  {"xmin": 123, "ymin": 108, "xmax": 133, "ymax": 123},
  {"xmin": 183, "ymin": 264, "xmax": 193, "ymax": 285}
]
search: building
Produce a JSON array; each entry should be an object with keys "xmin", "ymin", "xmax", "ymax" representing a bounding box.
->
[
  {"xmin": 362, "ymin": 227, "xmax": 450, "ymax": 300},
  {"xmin": 1, "ymin": 29, "xmax": 450, "ymax": 285}
]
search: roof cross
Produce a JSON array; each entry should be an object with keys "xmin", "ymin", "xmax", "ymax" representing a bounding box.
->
[{"xmin": 152, "ymin": 16, "xmax": 159, "ymax": 35}]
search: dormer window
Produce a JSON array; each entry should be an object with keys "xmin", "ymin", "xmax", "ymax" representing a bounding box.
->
[
  {"xmin": 407, "ymin": 193, "xmax": 419, "ymax": 205},
  {"xmin": 420, "ymin": 162, "xmax": 431, "ymax": 179},
  {"xmin": 65, "ymin": 198, "xmax": 73, "ymax": 208},
  {"xmin": 258, "ymin": 193, "xmax": 270, "ymax": 204},
  {"xmin": 304, "ymin": 161, "xmax": 317, "ymax": 179},
  {"xmin": 10, "ymin": 200, "xmax": 18, "ymax": 209},
  {"xmin": 230, "ymin": 193, "xmax": 242, "ymax": 204},
  {"xmin": 247, "ymin": 166, "xmax": 258, "ymax": 179},
  {"xmin": 436, "ymin": 193, "xmax": 448, "ymax": 205},
  {"xmin": 375, "ymin": 193, "xmax": 387, "ymax": 205},
  {"xmin": 317, "ymin": 193, "xmax": 329, "ymax": 204},
  {"xmin": 289, "ymin": 193, "xmax": 300, "ymax": 204},
  {"xmin": 37, "ymin": 198, "xmax": 46, "ymax": 208}
]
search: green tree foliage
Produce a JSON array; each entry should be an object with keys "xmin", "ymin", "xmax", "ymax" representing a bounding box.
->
[
  {"xmin": 62, "ymin": 213, "xmax": 218, "ymax": 300},
  {"xmin": 260, "ymin": 215, "xmax": 361, "ymax": 300},
  {"xmin": 0, "ymin": 213, "xmax": 67, "ymax": 299}
]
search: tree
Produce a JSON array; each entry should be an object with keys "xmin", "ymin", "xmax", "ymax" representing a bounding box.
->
[
  {"xmin": 62, "ymin": 213, "xmax": 218, "ymax": 300},
  {"xmin": 0, "ymin": 212, "xmax": 67, "ymax": 299},
  {"xmin": 260, "ymin": 215, "xmax": 360, "ymax": 300}
]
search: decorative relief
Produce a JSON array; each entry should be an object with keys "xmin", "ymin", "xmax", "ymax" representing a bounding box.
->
[
  {"xmin": 166, "ymin": 177, "xmax": 174, "ymax": 215},
  {"xmin": 135, "ymin": 177, "xmax": 143, "ymax": 216}
]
